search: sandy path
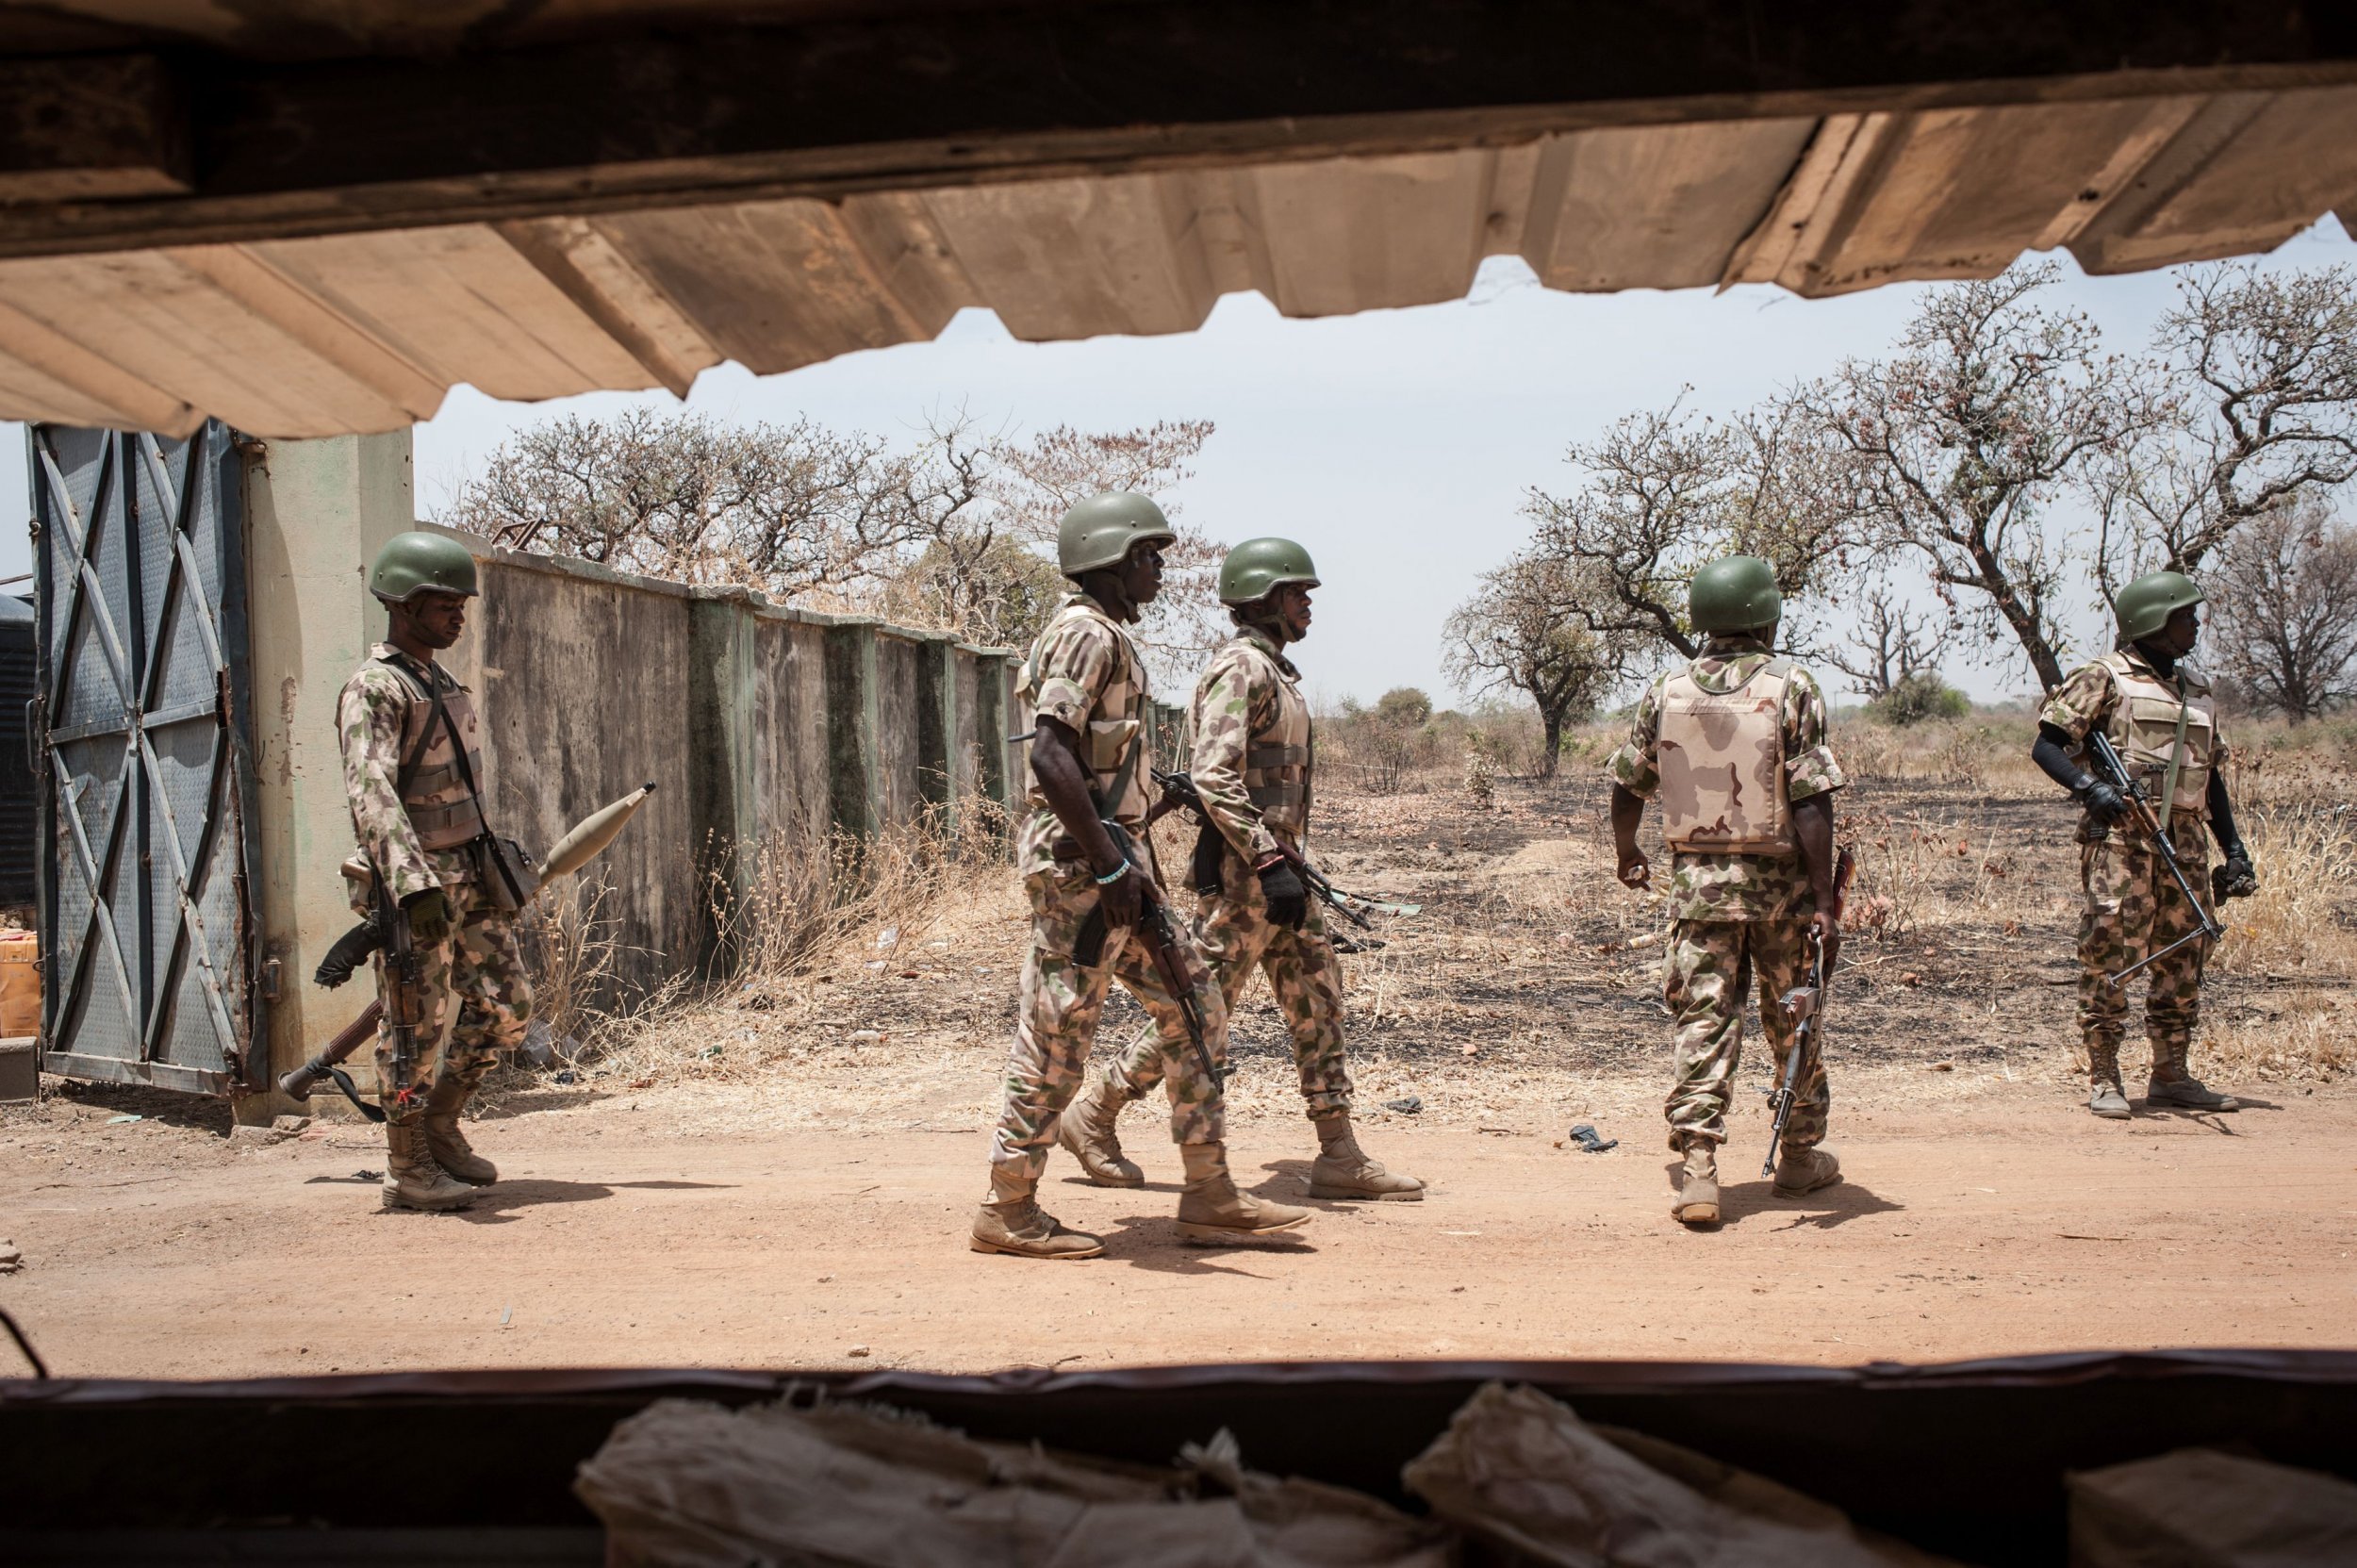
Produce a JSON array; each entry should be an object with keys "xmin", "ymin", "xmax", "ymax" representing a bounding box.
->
[{"xmin": 4, "ymin": 1080, "xmax": 2349, "ymax": 1380}]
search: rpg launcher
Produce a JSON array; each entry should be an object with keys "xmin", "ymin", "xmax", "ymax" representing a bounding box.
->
[
  {"xmin": 1763, "ymin": 846, "xmax": 1855, "ymax": 1180},
  {"xmin": 279, "ymin": 782, "xmax": 660, "ymax": 1117}
]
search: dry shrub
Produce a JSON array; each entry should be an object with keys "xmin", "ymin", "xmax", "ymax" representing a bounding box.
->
[
  {"xmin": 561, "ymin": 801, "xmax": 1010, "ymax": 1087},
  {"xmin": 2199, "ymin": 991, "xmax": 2357, "ymax": 1083},
  {"xmin": 2213, "ymin": 806, "xmax": 2357, "ymax": 977}
]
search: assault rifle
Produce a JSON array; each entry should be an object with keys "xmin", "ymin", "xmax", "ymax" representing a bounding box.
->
[
  {"xmin": 1147, "ymin": 768, "xmax": 1419, "ymax": 925},
  {"xmin": 280, "ymin": 782, "xmax": 659, "ymax": 1117},
  {"xmin": 1764, "ymin": 847, "xmax": 1855, "ymax": 1179},
  {"xmin": 1070, "ymin": 820, "xmax": 1222, "ymax": 1090},
  {"xmin": 2085, "ymin": 730, "xmax": 2225, "ymax": 988}
]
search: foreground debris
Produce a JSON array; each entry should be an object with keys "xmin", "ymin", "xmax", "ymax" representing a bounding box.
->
[{"xmin": 577, "ymin": 1395, "xmax": 1451, "ymax": 1567}]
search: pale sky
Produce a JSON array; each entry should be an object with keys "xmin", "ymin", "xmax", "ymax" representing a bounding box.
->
[{"xmin": 6, "ymin": 218, "xmax": 2350, "ymax": 709}]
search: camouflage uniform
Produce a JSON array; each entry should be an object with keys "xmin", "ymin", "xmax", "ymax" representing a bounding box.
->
[
  {"xmin": 1605, "ymin": 635, "xmax": 1847, "ymax": 1152},
  {"xmin": 336, "ymin": 643, "xmax": 533, "ymax": 1120},
  {"xmin": 990, "ymin": 594, "xmax": 1229, "ymax": 1184},
  {"xmin": 1105, "ymin": 627, "xmax": 1352, "ymax": 1116},
  {"xmin": 2039, "ymin": 649, "xmax": 2222, "ymax": 1089}
]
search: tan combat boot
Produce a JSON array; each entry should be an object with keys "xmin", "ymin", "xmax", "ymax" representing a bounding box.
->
[
  {"xmin": 1308, "ymin": 1114, "xmax": 1425, "ymax": 1200},
  {"xmin": 1671, "ymin": 1142, "xmax": 1719, "ymax": 1226},
  {"xmin": 382, "ymin": 1120, "xmax": 479, "ymax": 1213},
  {"xmin": 1176, "ymin": 1143, "xmax": 1312, "ymax": 1244},
  {"xmin": 1056, "ymin": 1073, "xmax": 1145, "ymax": 1187},
  {"xmin": 2147, "ymin": 1040, "xmax": 2241, "ymax": 1113},
  {"xmin": 969, "ymin": 1168, "xmax": 1105, "ymax": 1260},
  {"xmin": 1772, "ymin": 1144, "xmax": 1842, "ymax": 1198},
  {"xmin": 2087, "ymin": 1039, "xmax": 2132, "ymax": 1119},
  {"xmin": 421, "ymin": 1073, "xmax": 499, "ymax": 1186}
]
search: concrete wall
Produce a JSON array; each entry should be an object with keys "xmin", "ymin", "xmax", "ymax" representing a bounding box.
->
[
  {"xmin": 437, "ymin": 534, "xmax": 1024, "ymax": 996},
  {"xmin": 242, "ymin": 431, "xmax": 416, "ymax": 1118}
]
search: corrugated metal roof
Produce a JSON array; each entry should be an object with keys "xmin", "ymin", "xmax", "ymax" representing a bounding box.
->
[{"xmin": 2, "ymin": 90, "xmax": 2352, "ymax": 438}]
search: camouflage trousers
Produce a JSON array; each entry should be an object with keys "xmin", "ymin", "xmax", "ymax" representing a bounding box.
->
[
  {"xmin": 2078, "ymin": 814, "xmax": 2213, "ymax": 1083},
  {"xmin": 989, "ymin": 867, "xmax": 1229, "ymax": 1182},
  {"xmin": 373, "ymin": 878, "xmax": 532, "ymax": 1123},
  {"xmin": 1106, "ymin": 875, "xmax": 1354, "ymax": 1120},
  {"xmin": 1662, "ymin": 917, "xmax": 1825, "ymax": 1152}
]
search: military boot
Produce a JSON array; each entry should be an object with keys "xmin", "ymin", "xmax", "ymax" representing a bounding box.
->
[
  {"xmin": 969, "ymin": 1168, "xmax": 1104, "ymax": 1260},
  {"xmin": 421, "ymin": 1073, "xmax": 498, "ymax": 1186},
  {"xmin": 1772, "ymin": 1144, "xmax": 1842, "ymax": 1198},
  {"xmin": 1056, "ymin": 1073, "xmax": 1145, "ymax": 1187},
  {"xmin": 1670, "ymin": 1142, "xmax": 1719, "ymax": 1226},
  {"xmin": 382, "ymin": 1120, "xmax": 478, "ymax": 1213},
  {"xmin": 2148, "ymin": 1041, "xmax": 2240, "ymax": 1112},
  {"xmin": 1176, "ymin": 1143, "xmax": 1312, "ymax": 1244},
  {"xmin": 2087, "ymin": 1040, "xmax": 2132, "ymax": 1119},
  {"xmin": 1308, "ymin": 1114, "xmax": 1425, "ymax": 1200}
]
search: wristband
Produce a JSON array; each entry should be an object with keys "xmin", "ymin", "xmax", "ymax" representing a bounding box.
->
[{"xmin": 1094, "ymin": 859, "xmax": 1132, "ymax": 886}]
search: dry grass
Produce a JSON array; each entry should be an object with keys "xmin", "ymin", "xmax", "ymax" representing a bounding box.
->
[
  {"xmin": 492, "ymin": 704, "xmax": 2357, "ymax": 1123},
  {"xmin": 2213, "ymin": 806, "xmax": 2357, "ymax": 979}
]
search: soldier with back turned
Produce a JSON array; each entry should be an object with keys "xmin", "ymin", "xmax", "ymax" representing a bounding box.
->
[{"xmin": 1604, "ymin": 556, "xmax": 1849, "ymax": 1228}]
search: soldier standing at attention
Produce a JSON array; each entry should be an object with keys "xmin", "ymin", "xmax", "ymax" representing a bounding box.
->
[
  {"xmin": 1605, "ymin": 556, "xmax": 1848, "ymax": 1228},
  {"xmin": 973, "ymin": 494, "xmax": 1311, "ymax": 1259},
  {"xmin": 337, "ymin": 533, "xmax": 531, "ymax": 1212},
  {"xmin": 1058, "ymin": 538, "xmax": 1424, "ymax": 1200},
  {"xmin": 2031, "ymin": 570, "xmax": 2252, "ymax": 1118}
]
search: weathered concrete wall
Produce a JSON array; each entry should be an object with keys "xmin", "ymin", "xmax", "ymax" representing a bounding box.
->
[
  {"xmin": 241, "ymin": 431, "xmax": 416, "ymax": 1122},
  {"xmin": 418, "ymin": 527, "xmax": 1019, "ymax": 995}
]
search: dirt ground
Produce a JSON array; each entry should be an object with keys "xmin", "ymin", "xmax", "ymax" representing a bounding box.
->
[{"xmin": 3, "ymin": 768, "xmax": 2352, "ymax": 1380}]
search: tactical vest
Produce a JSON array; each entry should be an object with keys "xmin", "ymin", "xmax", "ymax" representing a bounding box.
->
[
  {"xmin": 1656, "ymin": 656, "xmax": 1794, "ymax": 855},
  {"xmin": 1222, "ymin": 637, "xmax": 1312, "ymax": 842},
  {"xmin": 1018, "ymin": 598, "xmax": 1152, "ymax": 824},
  {"xmin": 381, "ymin": 654, "xmax": 489, "ymax": 852},
  {"xmin": 2098, "ymin": 652, "xmax": 2217, "ymax": 817}
]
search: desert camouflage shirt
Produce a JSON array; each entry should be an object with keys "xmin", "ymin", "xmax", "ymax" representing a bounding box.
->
[
  {"xmin": 1014, "ymin": 592, "xmax": 1153, "ymax": 880},
  {"xmin": 1189, "ymin": 625, "xmax": 1305, "ymax": 866},
  {"xmin": 1605, "ymin": 635, "xmax": 1846, "ymax": 922},
  {"xmin": 336, "ymin": 643, "xmax": 476, "ymax": 903},
  {"xmin": 2038, "ymin": 645, "xmax": 2226, "ymax": 821}
]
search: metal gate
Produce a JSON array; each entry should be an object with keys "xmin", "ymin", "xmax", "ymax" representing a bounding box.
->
[{"xmin": 31, "ymin": 422, "xmax": 262, "ymax": 1095}]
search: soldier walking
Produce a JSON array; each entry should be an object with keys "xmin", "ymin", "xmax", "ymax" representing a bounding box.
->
[
  {"xmin": 974, "ymin": 494, "xmax": 1311, "ymax": 1259},
  {"xmin": 1059, "ymin": 538, "xmax": 1424, "ymax": 1201},
  {"xmin": 2031, "ymin": 571, "xmax": 2253, "ymax": 1118},
  {"xmin": 1604, "ymin": 556, "xmax": 1849, "ymax": 1227},
  {"xmin": 336, "ymin": 532, "xmax": 531, "ymax": 1212}
]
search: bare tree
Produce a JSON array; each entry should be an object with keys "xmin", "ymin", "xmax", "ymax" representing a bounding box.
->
[
  {"xmin": 439, "ymin": 410, "xmax": 1220, "ymax": 656},
  {"xmin": 2094, "ymin": 262, "xmax": 2357, "ymax": 590},
  {"xmin": 443, "ymin": 409, "xmax": 957, "ymax": 598},
  {"xmin": 1822, "ymin": 581, "xmax": 1936, "ymax": 699},
  {"xmin": 1788, "ymin": 262, "xmax": 2161, "ymax": 693},
  {"xmin": 1523, "ymin": 396, "xmax": 1851, "ymax": 667},
  {"xmin": 2204, "ymin": 496, "xmax": 2357, "ymax": 722},
  {"xmin": 1442, "ymin": 553, "xmax": 1622, "ymax": 777}
]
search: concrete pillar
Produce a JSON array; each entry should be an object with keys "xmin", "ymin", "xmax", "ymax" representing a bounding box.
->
[
  {"xmin": 686, "ymin": 590, "xmax": 757, "ymax": 970},
  {"xmin": 972, "ymin": 650, "xmax": 1011, "ymax": 812},
  {"xmin": 913, "ymin": 634, "xmax": 957, "ymax": 830},
  {"xmin": 240, "ymin": 430, "xmax": 414, "ymax": 1123},
  {"xmin": 824, "ymin": 620, "xmax": 882, "ymax": 840}
]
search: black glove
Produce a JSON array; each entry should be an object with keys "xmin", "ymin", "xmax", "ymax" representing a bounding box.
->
[
  {"xmin": 2072, "ymin": 777, "xmax": 2128, "ymax": 827},
  {"xmin": 1258, "ymin": 859, "xmax": 1309, "ymax": 927},
  {"xmin": 2213, "ymin": 852, "xmax": 2258, "ymax": 901}
]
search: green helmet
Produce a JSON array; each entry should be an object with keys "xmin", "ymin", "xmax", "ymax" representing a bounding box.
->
[
  {"xmin": 1219, "ymin": 537, "xmax": 1321, "ymax": 605},
  {"xmin": 1689, "ymin": 554, "xmax": 1782, "ymax": 634},
  {"xmin": 2114, "ymin": 569, "xmax": 2204, "ymax": 641},
  {"xmin": 370, "ymin": 531, "xmax": 479, "ymax": 603},
  {"xmin": 1057, "ymin": 491, "xmax": 1177, "ymax": 578}
]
